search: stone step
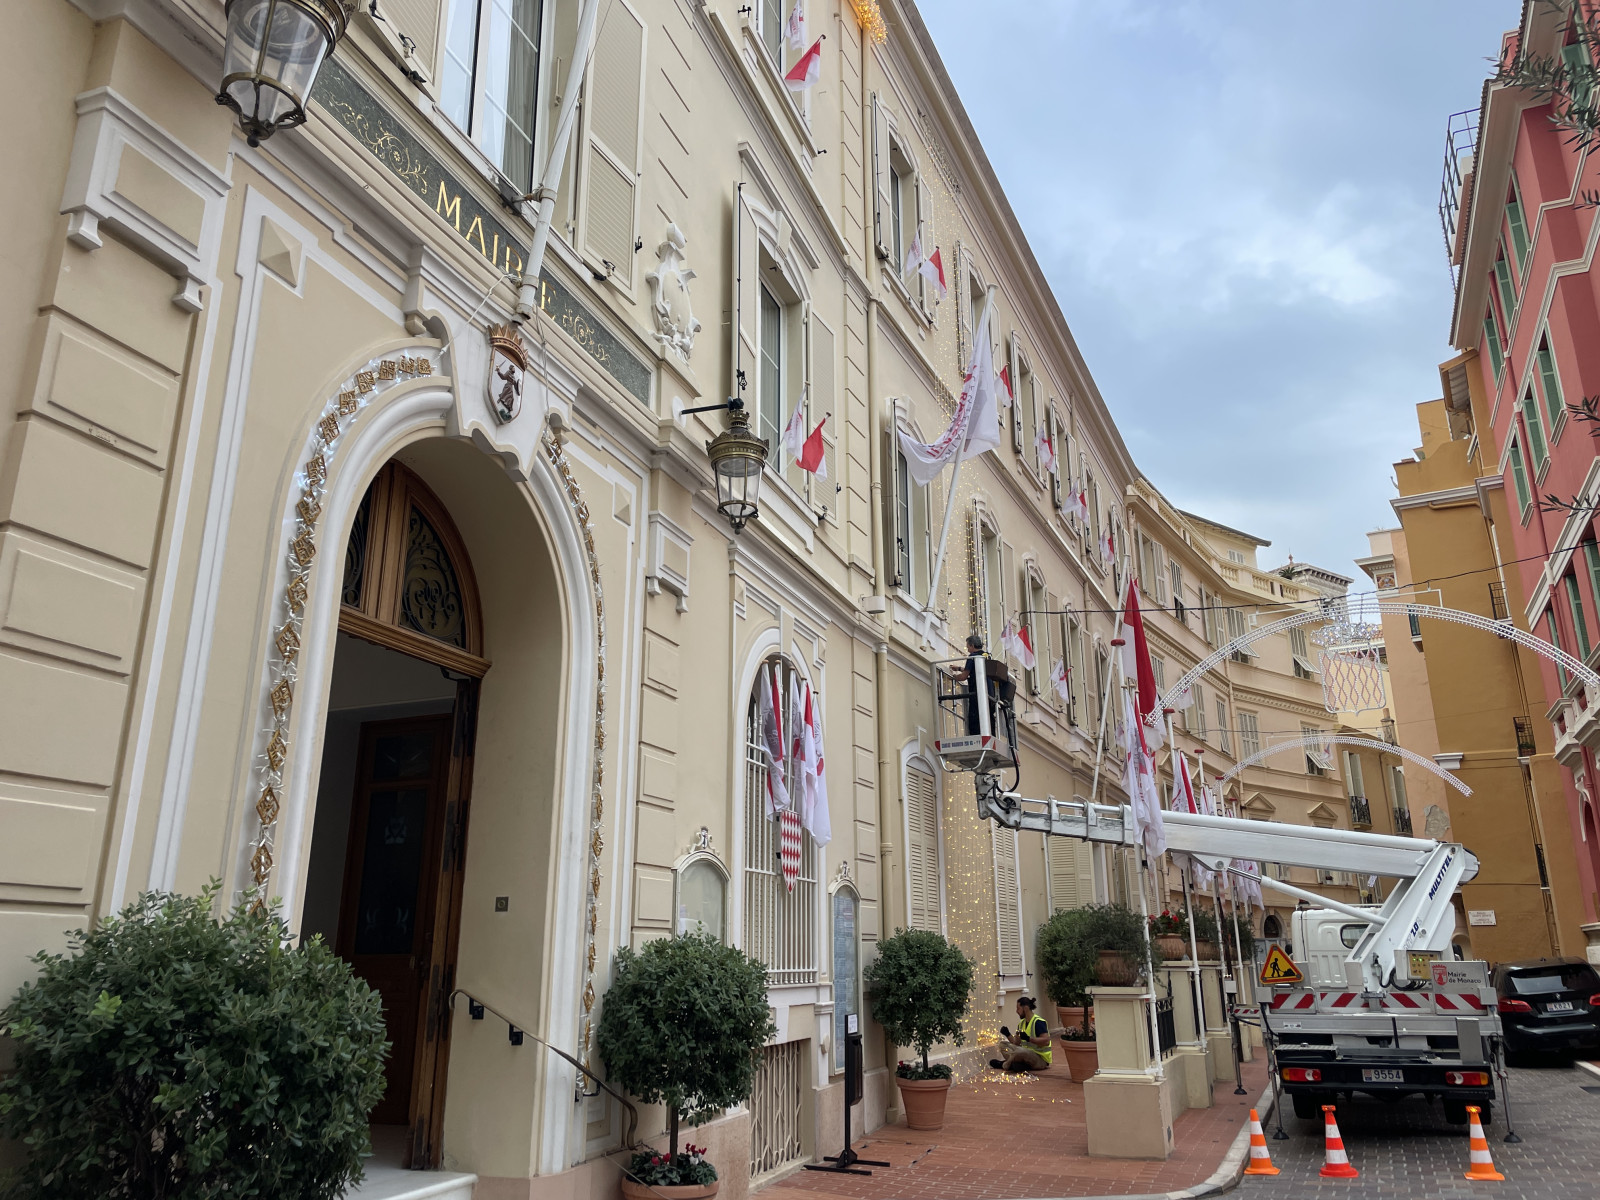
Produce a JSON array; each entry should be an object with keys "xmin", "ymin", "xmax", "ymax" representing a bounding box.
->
[{"xmin": 345, "ymin": 1165, "xmax": 476, "ymax": 1199}]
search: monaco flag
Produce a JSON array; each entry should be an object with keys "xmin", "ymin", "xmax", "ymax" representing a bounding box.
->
[
  {"xmin": 897, "ymin": 299, "xmax": 1001, "ymax": 483},
  {"xmin": 785, "ymin": 36, "xmax": 823, "ymax": 90},
  {"xmin": 790, "ymin": 677, "xmax": 831, "ymax": 845},
  {"xmin": 785, "ymin": 0, "xmax": 805, "ymax": 50},
  {"xmin": 902, "ymin": 229, "xmax": 948, "ymax": 301},
  {"xmin": 781, "ymin": 391, "xmax": 807, "ymax": 461},
  {"xmin": 1050, "ymin": 657, "xmax": 1070, "ymax": 704},
  {"xmin": 1035, "ymin": 425, "xmax": 1058, "ymax": 475},
  {"xmin": 1005, "ymin": 620, "xmax": 1036, "ymax": 671},
  {"xmin": 1076, "ymin": 482, "xmax": 1090, "ymax": 524},
  {"xmin": 798, "ymin": 414, "xmax": 827, "ymax": 478},
  {"xmin": 998, "ymin": 363, "xmax": 1014, "ymax": 409},
  {"xmin": 756, "ymin": 663, "xmax": 790, "ymax": 817}
]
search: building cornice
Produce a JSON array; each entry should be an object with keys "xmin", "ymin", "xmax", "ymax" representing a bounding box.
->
[{"xmin": 1390, "ymin": 483, "xmax": 1480, "ymax": 515}]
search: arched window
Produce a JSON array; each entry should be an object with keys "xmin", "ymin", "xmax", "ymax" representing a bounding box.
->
[
  {"xmin": 743, "ymin": 655, "xmax": 817, "ymax": 985},
  {"xmin": 1262, "ymin": 914, "xmax": 1283, "ymax": 940}
]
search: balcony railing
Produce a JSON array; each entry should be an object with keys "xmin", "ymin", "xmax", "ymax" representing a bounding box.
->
[
  {"xmin": 1514, "ymin": 715, "xmax": 1537, "ymax": 758},
  {"xmin": 1439, "ymin": 108, "xmax": 1479, "ymax": 282},
  {"xmin": 1393, "ymin": 806, "xmax": 1413, "ymax": 835},
  {"xmin": 1349, "ymin": 795, "xmax": 1373, "ymax": 828}
]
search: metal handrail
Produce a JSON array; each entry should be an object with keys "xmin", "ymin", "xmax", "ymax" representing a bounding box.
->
[{"xmin": 449, "ymin": 988, "xmax": 638, "ymax": 1147}]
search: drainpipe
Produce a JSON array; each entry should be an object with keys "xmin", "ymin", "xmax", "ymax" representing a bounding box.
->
[
  {"xmin": 513, "ymin": 0, "xmax": 603, "ymax": 321},
  {"xmin": 868, "ymin": 296, "xmax": 899, "ymax": 938}
]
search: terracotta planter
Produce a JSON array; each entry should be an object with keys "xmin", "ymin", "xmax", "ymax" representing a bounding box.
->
[
  {"xmin": 896, "ymin": 1075, "xmax": 952, "ymax": 1130},
  {"xmin": 1197, "ymin": 940, "xmax": 1220, "ymax": 962},
  {"xmin": 622, "ymin": 1181, "xmax": 719, "ymax": 1200},
  {"xmin": 1153, "ymin": 934, "xmax": 1187, "ymax": 962},
  {"xmin": 1057, "ymin": 1037, "xmax": 1099, "ymax": 1081},
  {"xmin": 1055, "ymin": 1004, "xmax": 1094, "ymax": 1036},
  {"xmin": 1095, "ymin": 949, "xmax": 1137, "ymax": 986}
]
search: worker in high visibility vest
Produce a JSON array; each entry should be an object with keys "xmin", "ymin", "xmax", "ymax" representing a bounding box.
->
[{"xmin": 990, "ymin": 996, "xmax": 1052, "ymax": 1073}]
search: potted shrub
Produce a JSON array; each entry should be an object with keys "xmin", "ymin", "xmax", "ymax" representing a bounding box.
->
[
  {"xmin": 1147, "ymin": 909, "xmax": 1188, "ymax": 962},
  {"xmin": 1088, "ymin": 903, "xmax": 1150, "ymax": 986},
  {"xmin": 1192, "ymin": 908, "xmax": 1221, "ymax": 961},
  {"xmin": 865, "ymin": 928, "xmax": 974, "ymax": 1131},
  {"xmin": 1035, "ymin": 908, "xmax": 1098, "ymax": 1079},
  {"xmin": 599, "ymin": 931, "xmax": 775, "ymax": 1199},
  {"xmin": 0, "ymin": 883, "xmax": 388, "ymax": 1199}
]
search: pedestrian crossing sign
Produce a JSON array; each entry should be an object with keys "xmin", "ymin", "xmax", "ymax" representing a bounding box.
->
[{"xmin": 1259, "ymin": 945, "xmax": 1303, "ymax": 986}]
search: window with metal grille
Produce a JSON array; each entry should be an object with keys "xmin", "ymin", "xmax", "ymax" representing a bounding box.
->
[
  {"xmin": 1514, "ymin": 715, "xmax": 1536, "ymax": 757},
  {"xmin": 749, "ymin": 1039, "xmax": 806, "ymax": 1176},
  {"xmin": 743, "ymin": 657, "xmax": 818, "ymax": 986},
  {"xmin": 1488, "ymin": 580, "xmax": 1509, "ymax": 621}
]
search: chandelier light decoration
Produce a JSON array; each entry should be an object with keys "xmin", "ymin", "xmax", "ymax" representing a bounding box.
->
[{"xmin": 851, "ymin": 0, "xmax": 888, "ymax": 44}]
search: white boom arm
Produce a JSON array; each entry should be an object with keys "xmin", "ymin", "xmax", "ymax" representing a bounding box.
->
[{"xmin": 976, "ymin": 789, "xmax": 1477, "ymax": 993}]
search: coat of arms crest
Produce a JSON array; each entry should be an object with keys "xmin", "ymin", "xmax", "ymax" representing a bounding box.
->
[{"xmin": 487, "ymin": 323, "xmax": 529, "ymax": 424}]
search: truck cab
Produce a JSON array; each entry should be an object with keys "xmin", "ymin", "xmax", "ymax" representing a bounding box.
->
[{"xmin": 1269, "ymin": 908, "xmax": 1502, "ymax": 1124}]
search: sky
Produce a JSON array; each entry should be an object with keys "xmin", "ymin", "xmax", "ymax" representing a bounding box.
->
[{"xmin": 915, "ymin": 0, "xmax": 1516, "ymax": 581}]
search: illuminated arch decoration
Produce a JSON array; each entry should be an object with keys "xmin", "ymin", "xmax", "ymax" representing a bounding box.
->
[
  {"xmin": 1213, "ymin": 732, "xmax": 1472, "ymax": 797},
  {"xmin": 1155, "ymin": 600, "xmax": 1598, "ymax": 725}
]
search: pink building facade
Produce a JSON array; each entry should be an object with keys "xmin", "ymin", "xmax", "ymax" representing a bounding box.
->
[{"xmin": 1447, "ymin": 4, "xmax": 1600, "ymax": 958}]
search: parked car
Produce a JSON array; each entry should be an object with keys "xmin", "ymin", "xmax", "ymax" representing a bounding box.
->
[{"xmin": 1492, "ymin": 958, "xmax": 1600, "ymax": 1060}]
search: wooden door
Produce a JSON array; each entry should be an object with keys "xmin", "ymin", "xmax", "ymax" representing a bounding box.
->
[{"xmin": 338, "ymin": 714, "xmax": 455, "ymax": 1128}]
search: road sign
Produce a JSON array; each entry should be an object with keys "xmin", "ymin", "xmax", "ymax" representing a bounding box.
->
[{"xmin": 1259, "ymin": 945, "xmax": 1303, "ymax": 986}]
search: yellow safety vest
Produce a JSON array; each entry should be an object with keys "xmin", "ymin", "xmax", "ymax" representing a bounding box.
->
[{"xmin": 1018, "ymin": 1013, "xmax": 1051, "ymax": 1064}]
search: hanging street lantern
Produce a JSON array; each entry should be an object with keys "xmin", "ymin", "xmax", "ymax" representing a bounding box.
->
[
  {"xmin": 695, "ymin": 399, "xmax": 768, "ymax": 533},
  {"xmin": 216, "ymin": 0, "xmax": 354, "ymax": 146}
]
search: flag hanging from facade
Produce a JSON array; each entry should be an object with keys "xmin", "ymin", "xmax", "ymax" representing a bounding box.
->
[
  {"xmin": 1002, "ymin": 619, "xmax": 1036, "ymax": 671},
  {"xmin": 998, "ymin": 363, "xmax": 1013, "ymax": 408},
  {"xmin": 902, "ymin": 229, "xmax": 948, "ymax": 300},
  {"xmin": 756, "ymin": 663, "xmax": 789, "ymax": 817},
  {"xmin": 798, "ymin": 681, "xmax": 831, "ymax": 845},
  {"xmin": 1050, "ymin": 657, "xmax": 1070, "ymax": 704},
  {"xmin": 897, "ymin": 301, "xmax": 1001, "ymax": 484},
  {"xmin": 778, "ymin": 809, "xmax": 803, "ymax": 891},
  {"xmin": 1076, "ymin": 482, "xmax": 1090, "ymax": 524},
  {"xmin": 781, "ymin": 389, "xmax": 808, "ymax": 461},
  {"xmin": 1120, "ymin": 584, "xmax": 1159, "ymax": 723},
  {"xmin": 1035, "ymin": 424, "xmax": 1057, "ymax": 475},
  {"xmin": 785, "ymin": 1, "xmax": 805, "ymax": 50},
  {"xmin": 1122, "ymin": 689, "xmax": 1167, "ymax": 859},
  {"xmin": 785, "ymin": 36, "xmax": 824, "ymax": 90},
  {"xmin": 798, "ymin": 414, "xmax": 827, "ymax": 478}
]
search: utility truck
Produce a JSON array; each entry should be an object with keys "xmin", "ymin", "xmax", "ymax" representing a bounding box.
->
[{"xmin": 931, "ymin": 656, "xmax": 1507, "ymax": 1125}]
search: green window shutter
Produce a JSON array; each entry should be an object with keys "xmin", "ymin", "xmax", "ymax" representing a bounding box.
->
[
  {"xmin": 1566, "ymin": 574, "xmax": 1592, "ymax": 659},
  {"xmin": 1522, "ymin": 389, "xmax": 1548, "ymax": 469},
  {"xmin": 1537, "ymin": 339, "xmax": 1565, "ymax": 435},
  {"xmin": 1483, "ymin": 315, "xmax": 1505, "ymax": 376},
  {"xmin": 1493, "ymin": 244, "xmax": 1517, "ymax": 325},
  {"xmin": 1506, "ymin": 182, "xmax": 1530, "ymax": 269},
  {"xmin": 1508, "ymin": 433, "xmax": 1532, "ymax": 517}
]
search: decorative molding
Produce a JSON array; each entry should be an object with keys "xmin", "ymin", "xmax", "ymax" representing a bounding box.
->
[
  {"xmin": 644, "ymin": 510, "xmax": 694, "ymax": 612},
  {"xmin": 645, "ymin": 223, "xmax": 701, "ymax": 362},
  {"xmin": 59, "ymin": 87, "xmax": 232, "ymax": 312}
]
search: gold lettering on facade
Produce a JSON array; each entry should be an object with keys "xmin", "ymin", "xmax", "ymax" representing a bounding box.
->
[
  {"xmin": 465, "ymin": 215, "xmax": 487, "ymax": 258},
  {"xmin": 436, "ymin": 181, "xmax": 462, "ymax": 231},
  {"xmin": 355, "ymin": 371, "xmax": 376, "ymax": 394},
  {"xmin": 378, "ymin": 360, "xmax": 397, "ymax": 380}
]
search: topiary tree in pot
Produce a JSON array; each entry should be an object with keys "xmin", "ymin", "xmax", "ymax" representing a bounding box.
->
[
  {"xmin": 1036, "ymin": 908, "xmax": 1097, "ymax": 1036},
  {"xmin": 864, "ymin": 928, "xmax": 973, "ymax": 1131},
  {"xmin": 1085, "ymin": 902, "xmax": 1151, "ymax": 986},
  {"xmin": 597, "ymin": 931, "xmax": 775, "ymax": 1199},
  {"xmin": 0, "ymin": 882, "xmax": 388, "ymax": 1200}
]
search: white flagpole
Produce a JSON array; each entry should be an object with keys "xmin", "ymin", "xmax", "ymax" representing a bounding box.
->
[{"xmin": 923, "ymin": 286, "xmax": 997, "ymax": 636}]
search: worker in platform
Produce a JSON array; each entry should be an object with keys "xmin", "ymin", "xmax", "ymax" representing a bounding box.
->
[
  {"xmin": 991, "ymin": 996, "xmax": 1052, "ymax": 1073},
  {"xmin": 952, "ymin": 634, "xmax": 1010, "ymax": 736}
]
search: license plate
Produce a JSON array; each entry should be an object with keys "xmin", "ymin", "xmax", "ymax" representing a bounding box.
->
[
  {"xmin": 1362, "ymin": 1068, "xmax": 1404, "ymax": 1083},
  {"xmin": 1546, "ymin": 1000, "xmax": 1575, "ymax": 1013}
]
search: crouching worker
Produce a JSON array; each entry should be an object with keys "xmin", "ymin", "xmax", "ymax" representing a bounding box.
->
[{"xmin": 990, "ymin": 996, "xmax": 1052, "ymax": 1073}]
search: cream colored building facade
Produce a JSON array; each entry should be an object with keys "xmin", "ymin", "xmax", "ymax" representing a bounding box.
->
[{"xmin": 0, "ymin": 0, "xmax": 1417, "ymax": 1193}]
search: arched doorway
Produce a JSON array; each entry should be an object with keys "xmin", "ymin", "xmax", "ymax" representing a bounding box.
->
[{"xmin": 301, "ymin": 461, "xmax": 488, "ymax": 1167}]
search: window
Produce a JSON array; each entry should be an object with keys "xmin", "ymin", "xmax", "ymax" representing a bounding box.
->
[
  {"xmin": 1094, "ymin": 645, "xmax": 1109, "ymax": 732},
  {"xmin": 1189, "ymin": 682, "xmax": 1207, "ymax": 740},
  {"xmin": 760, "ymin": 0, "xmax": 784, "ymax": 65},
  {"xmin": 1508, "ymin": 431, "xmax": 1532, "ymax": 519},
  {"xmin": 1483, "ymin": 314, "xmax": 1506, "ymax": 377},
  {"xmin": 1170, "ymin": 561, "xmax": 1185, "ymax": 621},
  {"xmin": 889, "ymin": 146, "xmax": 916, "ymax": 272},
  {"xmin": 1201, "ymin": 590, "xmax": 1222, "ymax": 648},
  {"xmin": 1493, "ymin": 242, "xmax": 1517, "ymax": 326},
  {"xmin": 894, "ymin": 451, "xmax": 930, "ymax": 597},
  {"xmin": 1239, "ymin": 711, "xmax": 1261, "ymax": 759},
  {"xmin": 1023, "ymin": 570, "xmax": 1047, "ymax": 696},
  {"xmin": 1341, "ymin": 750, "xmax": 1366, "ymax": 799},
  {"xmin": 1548, "ymin": 609, "xmax": 1569, "ymax": 690},
  {"xmin": 904, "ymin": 764, "xmax": 942, "ymax": 932},
  {"xmin": 1087, "ymin": 474, "xmax": 1102, "ymax": 556},
  {"xmin": 1390, "ymin": 765, "xmax": 1412, "ymax": 833},
  {"xmin": 1151, "ymin": 655, "xmax": 1166, "ymax": 693},
  {"xmin": 981, "ymin": 523, "xmax": 1005, "ymax": 652},
  {"xmin": 441, "ymin": 0, "xmax": 543, "ymax": 188},
  {"xmin": 1565, "ymin": 38, "xmax": 1594, "ymax": 109},
  {"xmin": 1566, "ymin": 573, "xmax": 1592, "ymax": 660},
  {"xmin": 743, "ymin": 657, "xmax": 817, "ymax": 984},
  {"xmin": 1227, "ymin": 608, "xmax": 1251, "ymax": 662},
  {"xmin": 1521, "ymin": 386, "xmax": 1549, "ymax": 473},
  {"xmin": 1140, "ymin": 536, "xmax": 1161, "ymax": 598},
  {"xmin": 1047, "ymin": 835, "xmax": 1094, "ymax": 912},
  {"xmin": 677, "ymin": 856, "xmax": 728, "ymax": 940},
  {"xmin": 1227, "ymin": 549, "xmax": 1246, "ymax": 564},
  {"xmin": 1303, "ymin": 724, "xmax": 1330, "ymax": 775},
  {"xmin": 1015, "ymin": 354, "xmax": 1039, "ymax": 473},
  {"xmin": 1065, "ymin": 616, "xmax": 1085, "ymax": 725},
  {"xmin": 993, "ymin": 824, "xmax": 1024, "ymax": 977},
  {"xmin": 759, "ymin": 283, "xmax": 786, "ymax": 452},
  {"xmin": 1408, "ymin": 609, "xmax": 1423, "ymax": 642},
  {"xmin": 1506, "ymin": 176, "xmax": 1530, "ymax": 271},
  {"xmin": 1586, "ymin": 543, "xmax": 1600, "ymax": 632},
  {"xmin": 1216, "ymin": 698, "xmax": 1231, "ymax": 756},
  {"xmin": 1290, "ymin": 627, "xmax": 1315, "ymax": 679},
  {"xmin": 1537, "ymin": 336, "xmax": 1566, "ymax": 439}
]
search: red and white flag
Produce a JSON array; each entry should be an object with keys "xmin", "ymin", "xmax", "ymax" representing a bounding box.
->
[
  {"xmin": 998, "ymin": 363, "xmax": 1014, "ymax": 409},
  {"xmin": 785, "ymin": 1, "xmax": 805, "ymax": 50},
  {"xmin": 756, "ymin": 663, "xmax": 790, "ymax": 817},
  {"xmin": 1035, "ymin": 425, "xmax": 1058, "ymax": 476},
  {"xmin": 902, "ymin": 229, "xmax": 948, "ymax": 301},
  {"xmin": 1049, "ymin": 657, "xmax": 1070, "ymax": 704},
  {"xmin": 1122, "ymin": 689, "xmax": 1167, "ymax": 859},
  {"xmin": 781, "ymin": 390, "xmax": 807, "ymax": 461},
  {"xmin": 1171, "ymin": 751, "xmax": 1199, "ymax": 814},
  {"xmin": 798, "ymin": 414, "xmax": 827, "ymax": 478},
  {"xmin": 791, "ymin": 678, "xmax": 831, "ymax": 845},
  {"xmin": 784, "ymin": 36, "xmax": 823, "ymax": 90},
  {"xmin": 897, "ymin": 299, "xmax": 1001, "ymax": 483},
  {"xmin": 1076, "ymin": 482, "xmax": 1090, "ymax": 525},
  {"xmin": 1005, "ymin": 620, "xmax": 1035, "ymax": 671},
  {"xmin": 778, "ymin": 809, "xmax": 803, "ymax": 892},
  {"xmin": 1100, "ymin": 527, "xmax": 1116, "ymax": 569}
]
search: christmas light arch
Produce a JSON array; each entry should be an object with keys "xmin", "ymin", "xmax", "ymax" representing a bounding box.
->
[{"xmin": 1212, "ymin": 732, "xmax": 1472, "ymax": 796}]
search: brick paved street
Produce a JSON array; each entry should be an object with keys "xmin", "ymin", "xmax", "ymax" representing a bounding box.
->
[
  {"xmin": 765, "ymin": 1055, "xmax": 1268, "ymax": 1199},
  {"xmin": 1238, "ymin": 1063, "xmax": 1600, "ymax": 1199}
]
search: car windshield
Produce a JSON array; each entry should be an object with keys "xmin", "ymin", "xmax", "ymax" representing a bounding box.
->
[{"xmin": 1507, "ymin": 965, "xmax": 1600, "ymax": 996}]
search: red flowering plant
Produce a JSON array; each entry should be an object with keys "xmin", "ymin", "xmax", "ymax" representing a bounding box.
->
[
  {"xmin": 625, "ymin": 1142, "xmax": 717, "ymax": 1187},
  {"xmin": 1147, "ymin": 910, "xmax": 1187, "ymax": 938}
]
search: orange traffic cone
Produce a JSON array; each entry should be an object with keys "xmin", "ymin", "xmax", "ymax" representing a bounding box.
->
[
  {"xmin": 1242, "ymin": 1108, "xmax": 1279, "ymax": 1175},
  {"xmin": 1463, "ymin": 1105, "xmax": 1505, "ymax": 1181},
  {"xmin": 1319, "ymin": 1105, "xmax": 1359, "ymax": 1179}
]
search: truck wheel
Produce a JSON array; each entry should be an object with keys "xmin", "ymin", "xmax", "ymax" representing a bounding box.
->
[{"xmin": 1292, "ymin": 1094, "xmax": 1320, "ymax": 1122}]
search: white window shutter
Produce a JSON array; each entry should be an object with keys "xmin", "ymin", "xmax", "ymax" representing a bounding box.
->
[
  {"xmin": 1049, "ymin": 409, "xmax": 1064, "ymax": 509},
  {"xmin": 1048, "ymin": 836, "xmax": 1094, "ymax": 911},
  {"xmin": 992, "ymin": 824, "xmax": 1023, "ymax": 976},
  {"xmin": 906, "ymin": 766, "xmax": 939, "ymax": 931},
  {"xmin": 871, "ymin": 94, "xmax": 894, "ymax": 261},
  {"xmin": 915, "ymin": 172, "xmax": 933, "ymax": 313},
  {"xmin": 1008, "ymin": 334, "xmax": 1024, "ymax": 452},
  {"xmin": 731, "ymin": 186, "xmax": 760, "ymax": 410},
  {"xmin": 808, "ymin": 309, "xmax": 838, "ymax": 521},
  {"xmin": 953, "ymin": 242, "xmax": 969, "ymax": 370},
  {"xmin": 883, "ymin": 405, "xmax": 904, "ymax": 589},
  {"xmin": 580, "ymin": 0, "xmax": 645, "ymax": 284}
]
